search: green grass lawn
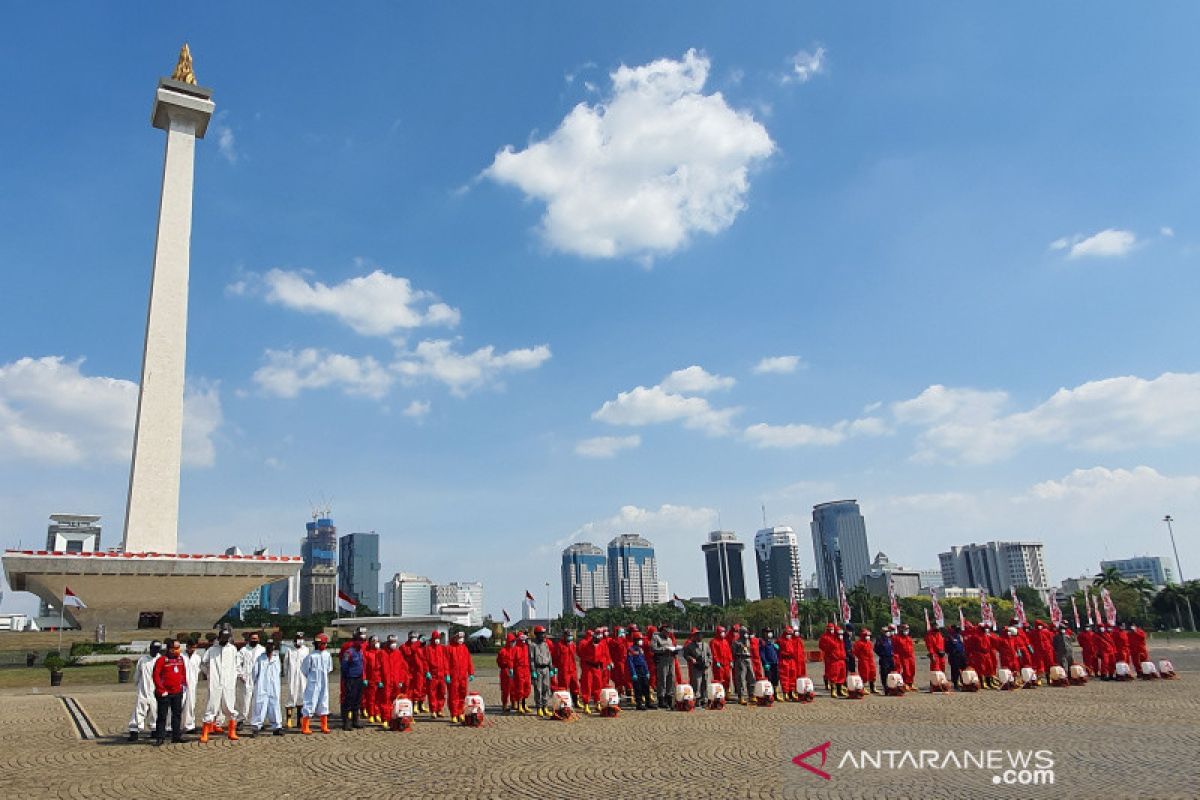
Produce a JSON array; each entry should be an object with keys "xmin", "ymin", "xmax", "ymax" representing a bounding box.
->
[{"xmin": 0, "ymin": 663, "xmax": 121, "ymax": 689}]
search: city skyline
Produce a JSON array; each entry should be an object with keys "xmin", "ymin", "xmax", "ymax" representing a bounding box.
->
[{"xmin": 3, "ymin": 7, "xmax": 1200, "ymax": 622}]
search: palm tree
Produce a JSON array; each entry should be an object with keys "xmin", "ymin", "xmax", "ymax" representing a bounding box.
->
[
  {"xmin": 1125, "ymin": 577, "xmax": 1155, "ymax": 618},
  {"xmin": 1092, "ymin": 566, "xmax": 1125, "ymax": 589}
]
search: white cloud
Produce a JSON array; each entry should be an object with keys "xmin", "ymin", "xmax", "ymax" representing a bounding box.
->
[
  {"xmin": 484, "ymin": 48, "xmax": 775, "ymax": 260},
  {"xmin": 658, "ymin": 365, "xmax": 734, "ymax": 394},
  {"xmin": 752, "ymin": 355, "xmax": 804, "ymax": 375},
  {"xmin": 0, "ymin": 356, "xmax": 221, "ymax": 468},
  {"xmin": 252, "ymin": 348, "xmax": 392, "ymax": 399},
  {"xmin": 1026, "ymin": 465, "xmax": 1200, "ymax": 503},
  {"xmin": 574, "ymin": 434, "xmax": 641, "ymax": 459},
  {"xmin": 896, "ymin": 372, "xmax": 1200, "ymax": 464},
  {"xmin": 392, "ymin": 339, "xmax": 551, "ymax": 397},
  {"xmin": 261, "ymin": 269, "xmax": 460, "ymax": 336},
  {"xmin": 402, "ymin": 399, "xmax": 431, "ymax": 419},
  {"xmin": 217, "ymin": 125, "xmax": 237, "ymax": 164},
  {"xmin": 593, "ymin": 385, "xmax": 739, "ymax": 436},
  {"xmin": 1051, "ymin": 228, "xmax": 1138, "ymax": 259},
  {"xmin": 1160, "ymin": 226, "xmax": 1175, "ymax": 238},
  {"xmin": 743, "ymin": 416, "xmax": 887, "ymax": 448},
  {"xmin": 783, "ymin": 46, "xmax": 826, "ymax": 84}
]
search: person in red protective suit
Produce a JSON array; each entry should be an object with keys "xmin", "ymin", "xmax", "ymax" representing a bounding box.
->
[
  {"xmin": 1095, "ymin": 626, "xmax": 1117, "ymax": 679},
  {"xmin": 819, "ymin": 624, "xmax": 847, "ymax": 697},
  {"xmin": 497, "ymin": 633, "xmax": 516, "ymax": 712},
  {"xmin": 576, "ymin": 630, "xmax": 598, "ymax": 712},
  {"xmin": 972, "ymin": 624, "xmax": 999, "ymax": 688},
  {"xmin": 400, "ymin": 632, "xmax": 427, "ymax": 712},
  {"xmin": 594, "ymin": 628, "xmax": 616, "ymax": 697},
  {"xmin": 851, "ymin": 628, "xmax": 878, "ymax": 694},
  {"xmin": 1011, "ymin": 621, "xmax": 1036, "ymax": 675},
  {"xmin": 924, "ymin": 624, "xmax": 947, "ymax": 674},
  {"xmin": 1127, "ymin": 623, "xmax": 1150, "ymax": 674},
  {"xmin": 1032, "ymin": 621, "xmax": 1056, "ymax": 681},
  {"xmin": 992, "ymin": 627, "xmax": 1021, "ymax": 680},
  {"xmin": 446, "ymin": 631, "xmax": 475, "ymax": 722},
  {"xmin": 1077, "ymin": 625, "xmax": 1097, "ymax": 674},
  {"xmin": 610, "ymin": 627, "xmax": 631, "ymax": 699},
  {"xmin": 777, "ymin": 627, "xmax": 797, "ymax": 700},
  {"xmin": 892, "ymin": 624, "xmax": 917, "ymax": 691},
  {"xmin": 511, "ymin": 631, "xmax": 533, "ymax": 713},
  {"xmin": 1112, "ymin": 624, "xmax": 1131, "ymax": 667},
  {"xmin": 641, "ymin": 626, "xmax": 657, "ymax": 697},
  {"xmin": 363, "ymin": 636, "xmax": 384, "ymax": 722},
  {"xmin": 709, "ymin": 627, "xmax": 732, "ymax": 693},
  {"xmin": 552, "ymin": 630, "xmax": 580, "ymax": 702},
  {"xmin": 424, "ymin": 632, "xmax": 450, "ymax": 717},
  {"xmin": 747, "ymin": 628, "xmax": 764, "ymax": 683},
  {"xmin": 382, "ymin": 635, "xmax": 408, "ymax": 712}
]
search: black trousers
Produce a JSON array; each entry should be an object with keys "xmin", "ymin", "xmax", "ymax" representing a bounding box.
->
[
  {"xmin": 631, "ymin": 673, "xmax": 651, "ymax": 708},
  {"xmin": 341, "ymin": 678, "xmax": 363, "ymax": 715},
  {"xmin": 763, "ymin": 663, "xmax": 779, "ymax": 687},
  {"xmin": 154, "ymin": 693, "xmax": 183, "ymax": 741}
]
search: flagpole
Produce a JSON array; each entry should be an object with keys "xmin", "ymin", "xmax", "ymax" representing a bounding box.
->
[{"xmin": 58, "ymin": 585, "xmax": 65, "ymax": 656}]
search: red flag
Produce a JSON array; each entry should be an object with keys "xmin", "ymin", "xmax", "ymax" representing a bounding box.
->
[
  {"xmin": 1100, "ymin": 588, "xmax": 1117, "ymax": 626},
  {"xmin": 1083, "ymin": 587, "xmax": 1094, "ymax": 625},
  {"xmin": 336, "ymin": 589, "xmax": 357, "ymax": 613},
  {"xmin": 1092, "ymin": 592, "xmax": 1103, "ymax": 627},
  {"xmin": 1010, "ymin": 587, "xmax": 1027, "ymax": 627},
  {"xmin": 887, "ymin": 578, "xmax": 901, "ymax": 626},
  {"xmin": 958, "ymin": 607, "xmax": 966, "ymax": 629},
  {"xmin": 979, "ymin": 588, "xmax": 994, "ymax": 628},
  {"xmin": 1048, "ymin": 588, "xmax": 1063, "ymax": 627},
  {"xmin": 838, "ymin": 581, "xmax": 851, "ymax": 625},
  {"xmin": 789, "ymin": 595, "xmax": 800, "ymax": 628},
  {"xmin": 1071, "ymin": 596, "xmax": 1081, "ymax": 629},
  {"xmin": 923, "ymin": 607, "xmax": 931, "ymax": 632},
  {"xmin": 930, "ymin": 587, "xmax": 944, "ymax": 628}
]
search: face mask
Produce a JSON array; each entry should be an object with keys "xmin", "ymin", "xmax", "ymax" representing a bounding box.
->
[
  {"xmin": 249, "ymin": 640, "xmax": 260, "ymax": 649},
  {"xmin": 265, "ymin": 645, "xmax": 276, "ymax": 655},
  {"xmin": 218, "ymin": 635, "xmax": 230, "ymax": 645},
  {"xmin": 316, "ymin": 642, "xmax": 327, "ymax": 650},
  {"xmin": 295, "ymin": 640, "xmax": 304, "ymax": 648},
  {"xmin": 388, "ymin": 642, "xmax": 398, "ymax": 650}
]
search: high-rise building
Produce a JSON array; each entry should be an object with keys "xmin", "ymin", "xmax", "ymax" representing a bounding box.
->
[
  {"xmin": 561, "ymin": 542, "xmax": 609, "ymax": 613},
  {"xmin": 938, "ymin": 541, "xmax": 1050, "ymax": 600},
  {"xmin": 382, "ymin": 572, "xmax": 434, "ymax": 617},
  {"xmin": 702, "ymin": 530, "xmax": 747, "ymax": 606},
  {"xmin": 810, "ymin": 500, "xmax": 872, "ymax": 599},
  {"xmin": 338, "ymin": 531, "xmax": 381, "ymax": 610},
  {"xmin": 918, "ymin": 569, "xmax": 944, "ymax": 591},
  {"xmin": 754, "ymin": 526, "xmax": 804, "ymax": 602},
  {"xmin": 861, "ymin": 551, "xmax": 922, "ymax": 598},
  {"xmin": 300, "ymin": 517, "xmax": 337, "ymax": 616},
  {"xmin": 607, "ymin": 534, "xmax": 659, "ymax": 608},
  {"xmin": 431, "ymin": 581, "xmax": 485, "ymax": 626},
  {"xmin": 267, "ymin": 574, "xmax": 301, "ymax": 615},
  {"xmin": 1100, "ymin": 556, "xmax": 1177, "ymax": 587}
]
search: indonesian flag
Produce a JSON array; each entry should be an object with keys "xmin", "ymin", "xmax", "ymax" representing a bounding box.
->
[
  {"xmin": 1100, "ymin": 587, "xmax": 1118, "ymax": 626},
  {"xmin": 672, "ymin": 594, "xmax": 686, "ymax": 612},
  {"xmin": 1071, "ymin": 596, "xmax": 1081, "ymax": 629},
  {"xmin": 63, "ymin": 586, "xmax": 86, "ymax": 608},
  {"xmin": 336, "ymin": 589, "xmax": 357, "ymax": 613},
  {"xmin": 502, "ymin": 609, "xmax": 511, "ymax": 624},
  {"xmin": 930, "ymin": 587, "xmax": 945, "ymax": 628},
  {"xmin": 1083, "ymin": 587, "xmax": 1094, "ymax": 625},
  {"xmin": 789, "ymin": 595, "xmax": 800, "ymax": 630},
  {"xmin": 887, "ymin": 578, "xmax": 901, "ymax": 626},
  {"xmin": 1048, "ymin": 588, "xmax": 1063, "ymax": 627},
  {"xmin": 838, "ymin": 580, "xmax": 851, "ymax": 625},
  {"xmin": 573, "ymin": 602, "xmax": 586, "ymax": 618},
  {"xmin": 524, "ymin": 590, "xmax": 536, "ymax": 615}
]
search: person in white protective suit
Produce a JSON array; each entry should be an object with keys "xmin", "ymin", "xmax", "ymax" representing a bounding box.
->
[
  {"xmin": 300, "ymin": 632, "xmax": 333, "ymax": 734},
  {"xmin": 250, "ymin": 640, "xmax": 284, "ymax": 736},
  {"xmin": 283, "ymin": 632, "xmax": 310, "ymax": 728},
  {"xmin": 181, "ymin": 639, "xmax": 202, "ymax": 733},
  {"xmin": 235, "ymin": 631, "xmax": 265, "ymax": 727},
  {"xmin": 127, "ymin": 640, "xmax": 162, "ymax": 741},
  {"xmin": 201, "ymin": 625, "xmax": 240, "ymax": 743}
]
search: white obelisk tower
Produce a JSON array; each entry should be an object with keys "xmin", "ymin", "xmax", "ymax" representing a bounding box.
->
[{"xmin": 122, "ymin": 46, "xmax": 214, "ymax": 554}]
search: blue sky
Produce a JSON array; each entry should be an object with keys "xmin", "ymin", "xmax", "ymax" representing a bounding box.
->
[{"xmin": 3, "ymin": 4, "xmax": 1200, "ymax": 618}]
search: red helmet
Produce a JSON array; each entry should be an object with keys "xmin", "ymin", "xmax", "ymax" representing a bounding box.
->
[
  {"xmin": 314, "ymin": 633, "xmax": 329, "ymax": 644},
  {"xmin": 533, "ymin": 625, "xmax": 546, "ymax": 634}
]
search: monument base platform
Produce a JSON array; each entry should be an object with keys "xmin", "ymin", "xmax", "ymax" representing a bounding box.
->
[{"xmin": 3, "ymin": 550, "xmax": 300, "ymax": 632}]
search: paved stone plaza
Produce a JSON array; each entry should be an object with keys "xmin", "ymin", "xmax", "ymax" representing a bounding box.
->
[{"xmin": 1, "ymin": 642, "xmax": 1198, "ymax": 799}]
